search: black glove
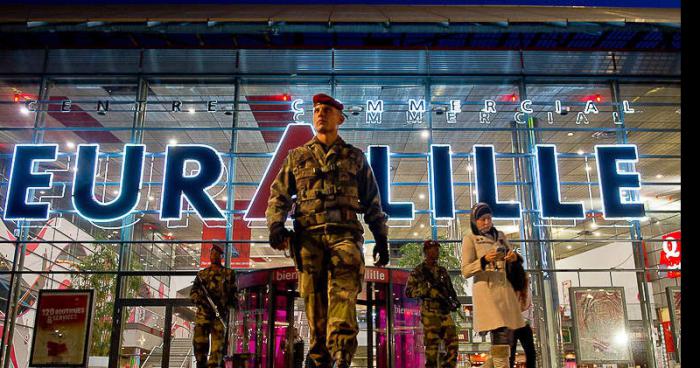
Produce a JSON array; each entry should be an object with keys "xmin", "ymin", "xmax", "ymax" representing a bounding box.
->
[
  {"xmin": 373, "ymin": 235, "xmax": 390, "ymax": 267},
  {"xmin": 269, "ymin": 222, "xmax": 290, "ymax": 250}
]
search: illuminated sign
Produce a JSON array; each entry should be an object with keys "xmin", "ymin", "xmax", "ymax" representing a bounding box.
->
[
  {"xmin": 594, "ymin": 145, "xmax": 644, "ymax": 220},
  {"xmin": 292, "ymin": 99, "xmax": 304, "ymax": 123},
  {"xmin": 25, "ymin": 98, "xmax": 638, "ymax": 126},
  {"xmin": 366, "ymin": 100, "xmax": 384, "ymax": 124},
  {"xmin": 368, "ymin": 145, "xmax": 415, "ymax": 220},
  {"xmin": 447, "ymin": 100, "xmax": 461, "ymax": 124},
  {"xmin": 3, "ymin": 126, "xmax": 646, "ymax": 223},
  {"xmin": 660, "ymin": 231, "xmax": 681, "ymax": 279},
  {"xmin": 406, "ymin": 99, "xmax": 426, "ymax": 124},
  {"xmin": 535, "ymin": 145, "xmax": 585, "ymax": 219},
  {"xmin": 473, "ymin": 145, "xmax": 521, "ymax": 219}
]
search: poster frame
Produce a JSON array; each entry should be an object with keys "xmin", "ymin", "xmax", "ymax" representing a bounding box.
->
[
  {"xmin": 569, "ymin": 286, "xmax": 634, "ymax": 365},
  {"xmin": 666, "ymin": 286, "xmax": 681, "ymax": 362},
  {"xmin": 29, "ymin": 289, "xmax": 95, "ymax": 368}
]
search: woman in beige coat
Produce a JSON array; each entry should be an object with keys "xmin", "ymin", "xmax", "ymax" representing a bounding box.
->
[{"xmin": 461, "ymin": 203, "xmax": 525, "ymax": 368}]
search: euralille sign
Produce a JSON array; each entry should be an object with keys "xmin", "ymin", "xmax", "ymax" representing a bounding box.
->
[{"xmin": 3, "ymin": 124, "xmax": 644, "ymax": 224}]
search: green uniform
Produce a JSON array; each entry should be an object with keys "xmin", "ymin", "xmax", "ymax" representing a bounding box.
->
[
  {"xmin": 266, "ymin": 136, "xmax": 388, "ymax": 367},
  {"xmin": 190, "ymin": 265, "xmax": 237, "ymax": 368},
  {"xmin": 406, "ymin": 262, "xmax": 459, "ymax": 368}
]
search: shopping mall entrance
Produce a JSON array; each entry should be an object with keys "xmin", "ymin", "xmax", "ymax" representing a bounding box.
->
[
  {"xmin": 230, "ymin": 267, "xmax": 423, "ymax": 368},
  {"xmin": 111, "ymin": 267, "xmax": 422, "ymax": 368},
  {"xmin": 111, "ymin": 298, "xmax": 198, "ymax": 368}
]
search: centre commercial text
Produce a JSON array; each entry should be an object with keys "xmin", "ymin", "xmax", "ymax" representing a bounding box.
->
[
  {"xmin": 4, "ymin": 124, "xmax": 644, "ymax": 223},
  {"xmin": 26, "ymin": 97, "xmax": 636, "ymax": 126}
]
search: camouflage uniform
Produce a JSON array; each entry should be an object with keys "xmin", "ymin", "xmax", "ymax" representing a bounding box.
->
[
  {"xmin": 190, "ymin": 265, "xmax": 237, "ymax": 368},
  {"xmin": 266, "ymin": 136, "xmax": 388, "ymax": 367},
  {"xmin": 406, "ymin": 262, "xmax": 459, "ymax": 368}
]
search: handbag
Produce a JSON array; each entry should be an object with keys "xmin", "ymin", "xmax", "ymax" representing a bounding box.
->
[{"xmin": 506, "ymin": 257, "xmax": 527, "ymax": 292}]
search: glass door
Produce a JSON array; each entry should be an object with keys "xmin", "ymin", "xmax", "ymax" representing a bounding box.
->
[{"xmin": 113, "ymin": 299, "xmax": 194, "ymax": 368}]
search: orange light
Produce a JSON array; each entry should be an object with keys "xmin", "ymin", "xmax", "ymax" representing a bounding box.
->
[
  {"xmin": 13, "ymin": 94, "xmax": 20, "ymax": 103},
  {"xmin": 595, "ymin": 94, "xmax": 602, "ymax": 103},
  {"xmin": 282, "ymin": 94, "xmax": 289, "ymax": 101},
  {"xmin": 511, "ymin": 94, "xmax": 518, "ymax": 102}
]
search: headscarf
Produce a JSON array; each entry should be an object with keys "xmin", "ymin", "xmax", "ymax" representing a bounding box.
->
[{"xmin": 469, "ymin": 202, "xmax": 498, "ymax": 238}]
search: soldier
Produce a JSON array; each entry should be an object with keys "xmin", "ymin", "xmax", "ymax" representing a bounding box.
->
[
  {"xmin": 190, "ymin": 244, "xmax": 237, "ymax": 368},
  {"xmin": 266, "ymin": 93, "xmax": 390, "ymax": 368},
  {"xmin": 405, "ymin": 240, "xmax": 459, "ymax": 368}
]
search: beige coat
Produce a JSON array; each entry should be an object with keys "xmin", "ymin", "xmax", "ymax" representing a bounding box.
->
[{"xmin": 461, "ymin": 230, "xmax": 525, "ymax": 333}]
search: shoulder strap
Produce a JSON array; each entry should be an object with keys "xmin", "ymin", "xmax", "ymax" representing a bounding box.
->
[{"xmin": 304, "ymin": 145, "xmax": 325, "ymax": 167}]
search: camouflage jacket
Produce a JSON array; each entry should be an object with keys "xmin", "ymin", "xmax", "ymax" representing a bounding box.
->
[
  {"xmin": 406, "ymin": 261, "xmax": 458, "ymax": 305},
  {"xmin": 266, "ymin": 136, "xmax": 388, "ymax": 238},
  {"xmin": 190, "ymin": 265, "xmax": 237, "ymax": 317}
]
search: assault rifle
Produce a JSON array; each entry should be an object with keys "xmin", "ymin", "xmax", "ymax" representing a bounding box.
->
[
  {"xmin": 423, "ymin": 264, "xmax": 461, "ymax": 313},
  {"xmin": 195, "ymin": 274, "xmax": 227, "ymax": 327}
]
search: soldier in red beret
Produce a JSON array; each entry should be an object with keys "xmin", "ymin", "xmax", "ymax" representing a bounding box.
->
[{"xmin": 266, "ymin": 93, "xmax": 389, "ymax": 368}]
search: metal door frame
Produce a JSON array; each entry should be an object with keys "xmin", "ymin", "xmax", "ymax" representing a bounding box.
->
[{"xmin": 109, "ymin": 298, "xmax": 193, "ymax": 368}]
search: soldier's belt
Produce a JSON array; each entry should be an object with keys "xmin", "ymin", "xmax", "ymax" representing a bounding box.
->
[{"xmin": 295, "ymin": 209, "xmax": 359, "ymax": 227}]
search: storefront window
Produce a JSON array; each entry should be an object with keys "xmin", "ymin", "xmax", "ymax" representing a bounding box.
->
[{"xmin": 0, "ymin": 48, "xmax": 680, "ymax": 368}]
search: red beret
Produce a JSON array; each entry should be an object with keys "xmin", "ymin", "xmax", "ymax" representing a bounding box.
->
[{"xmin": 313, "ymin": 93, "xmax": 344, "ymax": 111}]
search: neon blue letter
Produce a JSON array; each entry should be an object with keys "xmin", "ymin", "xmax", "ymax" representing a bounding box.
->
[
  {"xmin": 160, "ymin": 145, "xmax": 224, "ymax": 221},
  {"xmin": 595, "ymin": 145, "xmax": 645, "ymax": 219},
  {"xmin": 368, "ymin": 146, "xmax": 414, "ymax": 220},
  {"xmin": 430, "ymin": 145, "xmax": 455, "ymax": 220},
  {"xmin": 535, "ymin": 145, "xmax": 585, "ymax": 219},
  {"xmin": 4, "ymin": 144, "xmax": 58, "ymax": 221},
  {"xmin": 72, "ymin": 144, "xmax": 145, "ymax": 221},
  {"xmin": 473, "ymin": 145, "xmax": 521, "ymax": 219}
]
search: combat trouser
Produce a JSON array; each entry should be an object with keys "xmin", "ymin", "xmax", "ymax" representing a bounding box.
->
[
  {"xmin": 420, "ymin": 301, "xmax": 458, "ymax": 368},
  {"xmin": 193, "ymin": 313, "xmax": 226, "ymax": 368},
  {"xmin": 297, "ymin": 230, "xmax": 365, "ymax": 368}
]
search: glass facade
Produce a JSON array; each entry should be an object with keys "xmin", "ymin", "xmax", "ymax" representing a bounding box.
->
[{"xmin": 0, "ymin": 49, "xmax": 680, "ymax": 368}]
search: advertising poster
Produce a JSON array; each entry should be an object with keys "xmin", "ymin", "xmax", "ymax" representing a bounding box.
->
[
  {"xmin": 569, "ymin": 287, "xmax": 633, "ymax": 365},
  {"xmin": 29, "ymin": 290, "xmax": 94, "ymax": 367},
  {"xmin": 660, "ymin": 231, "xmax": 681, "ymax": 279},
  {"xmin": 666, "ymin": 286, "xmax": 681, "ymax": 360}
]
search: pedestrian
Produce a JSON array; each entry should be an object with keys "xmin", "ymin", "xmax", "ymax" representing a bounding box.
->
[
  {"xmin": 461, "ymin": 203, "xmax": 525, "ymax": 368},
  {"xmin": 509, "ymin": 267, "xmax": 537, "ymax": 368}
]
